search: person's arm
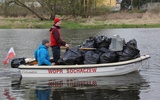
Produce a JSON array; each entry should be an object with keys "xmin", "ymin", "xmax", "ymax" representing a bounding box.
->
[
  {"xmin": 52, "ymin": 30, "xmax": 66, "ymax": 46},
  {"xmin": 39, "ymin": 50, "xmax": 52, "ymax": 65}
]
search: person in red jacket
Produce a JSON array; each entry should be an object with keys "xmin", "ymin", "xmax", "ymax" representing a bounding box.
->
[{"xmin": 49, "ymin": 18, "xmax": 69, "ymax": 64}]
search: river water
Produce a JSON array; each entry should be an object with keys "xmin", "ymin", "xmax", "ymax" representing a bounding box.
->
[{"xmin": 0, "ymin": 28, "xmax": 159, "ymax": 100}]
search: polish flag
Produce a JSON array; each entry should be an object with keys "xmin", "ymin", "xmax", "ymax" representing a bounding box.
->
[{"xmin": 3, "ymin": 47, "xmax": 16, "ymax": 65}]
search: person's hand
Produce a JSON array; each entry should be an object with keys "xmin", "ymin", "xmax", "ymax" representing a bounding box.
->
[
  {"xmin": 65, "ymin": 44, "xmax": 69, "ymax": 48},
  {"xmin": 51, "ymin": 62, "xmax": 55, "ymax": 66}
]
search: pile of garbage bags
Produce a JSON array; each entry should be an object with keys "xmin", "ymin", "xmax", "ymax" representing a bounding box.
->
[{"xmin": 58, "ymin": 35, "xmax": 140, "ymax": 65}]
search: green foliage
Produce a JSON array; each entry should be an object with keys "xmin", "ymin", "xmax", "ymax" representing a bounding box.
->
[
  {"xmin": 1, "ymin": 18, "xmax": 160, "ymax": 29},
  {"xmin": 62, "ymin": 21, "xmax": 84, "ymax": 29},
  {"xmin": 137, "ymin": 9, "xmax": 147, "ymax": 13},
  {"xmin": 127, "ymin": 10, "xmax": 134, "ymax": 13}
]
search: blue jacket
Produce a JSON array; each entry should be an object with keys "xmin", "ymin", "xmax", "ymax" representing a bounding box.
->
[{"xmin": 34, "ymin": 44, "xmax": 51, "ymax": 66}]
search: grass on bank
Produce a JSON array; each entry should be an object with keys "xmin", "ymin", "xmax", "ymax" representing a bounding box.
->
[{"xmin": 0, "ymin": 18, "xmax": 160, "ymax": 29}]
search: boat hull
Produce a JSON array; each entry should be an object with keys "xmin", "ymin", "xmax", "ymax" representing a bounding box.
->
[{"xmin": 19, "ymin": 55, "xmax": 150, "ymax": 78}]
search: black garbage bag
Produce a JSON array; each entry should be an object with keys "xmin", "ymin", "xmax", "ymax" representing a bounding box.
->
[
  {"xmin": 60, "ymin": 46, "xmax": 84, "ymax": 65},
  {"xmin": 95, "ymin": 35, "xmax": 111, "ymax": 48},
  {"xmin": 11, "ymin": 58, "xmax": 26, "ymax": 68},
  {"xmin": 57, "ymin": 58, "xmax": 66, "ymax": 65},
  {"xmin": 100, "ymin": 49, "xmax": 117, "ymax": 63},
  {"xmin": 126, "ymin": 38, "xmax": 138, "ymax": 49},
  {"xmin": 81, "ymin": 37, "xmax": 96, "ymax": 48},
  {"xmin": 98, "ymin": 47, "xmax": 109, "ymax": 53},
  {"xmin": 95, "ymin": 35, "xmax": 105, "ymax": 44},
  {"xmin": 84, "ymin": 51, "xmax": 100, "ymax": 64},
  {"xmin": 117, "ymin": 39, "xmax": 140, "ymax": 61}
]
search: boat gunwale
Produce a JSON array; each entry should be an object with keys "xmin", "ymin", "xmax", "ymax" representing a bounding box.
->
[{"xmin": 18, "ymin": 55, "xmax": 150, "ymax": 69}]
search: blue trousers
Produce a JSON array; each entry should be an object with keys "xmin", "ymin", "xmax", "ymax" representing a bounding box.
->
[{"xmin": 51, "ymin": 46, "xmax": 60, "ymax": 63}]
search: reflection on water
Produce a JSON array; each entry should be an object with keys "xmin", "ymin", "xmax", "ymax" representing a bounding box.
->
[
  {"xmin": 6, "ymin": 72, "xmax": 148, "ymax": 100},
  {"xmin": 35, "ymin": 86, "xmax": 51, "ymax": 100}
]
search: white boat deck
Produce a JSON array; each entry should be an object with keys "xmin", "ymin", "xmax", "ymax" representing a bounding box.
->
[{"xmin": 19, "ymin": 55, "xmax": 150, "ymax": 69}]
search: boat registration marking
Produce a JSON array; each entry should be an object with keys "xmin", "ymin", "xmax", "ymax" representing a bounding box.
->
[
  {"xmin": 48, "ymin": 68, "xmax": 97, "ymax": 74},
  {"xmin": 21, "ymin": 70, "xmax": 37, "ymax": 74}
]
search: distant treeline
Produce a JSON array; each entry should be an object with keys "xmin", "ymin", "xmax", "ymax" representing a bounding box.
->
[
  {"xmin": 0, "ymin": 0, "xmax": 108, "ymax": 20},
  {"xmin": 0, "ymin": 0, "xmax": 160, "ymax": 20},
  {"xmin": 121, "ymin": 0, "xmax": 160, "ymax": 9}
]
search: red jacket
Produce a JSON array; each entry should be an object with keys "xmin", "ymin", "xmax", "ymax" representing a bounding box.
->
[{"xmin": 50, "ymin": 26, "xmax": 66, "ymax": 47}]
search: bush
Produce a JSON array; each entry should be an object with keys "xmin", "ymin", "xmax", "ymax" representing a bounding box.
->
[{"xmin": 91, "ymin": 5, "xmax": 110, "ymax": 16}]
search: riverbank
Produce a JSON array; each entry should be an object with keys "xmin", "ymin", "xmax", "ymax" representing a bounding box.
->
[{"xmin": 0, "ymin": 12, "xmax": 160, "ymax": 29}]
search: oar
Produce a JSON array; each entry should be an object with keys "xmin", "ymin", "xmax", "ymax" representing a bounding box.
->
[
  {"xmin": 79, "ymin": 48, "xmax": 96, "ymax": 50},
  {"xmin": 61, "ymin": 46, "xmax": 96, "ymax": 50}
]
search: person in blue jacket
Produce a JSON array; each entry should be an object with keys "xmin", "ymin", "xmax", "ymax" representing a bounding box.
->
[{"xmin": 34, "ymin": 39, "xmax": 55, "ymax": 66}]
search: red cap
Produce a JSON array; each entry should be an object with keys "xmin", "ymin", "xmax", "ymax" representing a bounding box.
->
[{"xmin": 54, "ymin": 18, "xmax": 60, "ymax": 24}]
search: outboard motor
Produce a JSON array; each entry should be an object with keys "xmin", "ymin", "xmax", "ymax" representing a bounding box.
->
[{"xmin": 11, "ymin": 58, "xmax": 26, "ymax": 68}]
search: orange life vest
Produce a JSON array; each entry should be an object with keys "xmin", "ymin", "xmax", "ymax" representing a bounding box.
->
[{"xmin": 50, "ymin": 28, "xmax": 61, "ymax": 46}]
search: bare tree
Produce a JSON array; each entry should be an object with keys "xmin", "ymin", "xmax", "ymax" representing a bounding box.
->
[
  {"xmin": 5, "ymin": 0, "xmax": 59, "ymax": 20},
  {"xmin": 65, "ymin": 0, "xmax": 102, "ymax": 18},
  {"xmin": 36, "ymin": 0, "xmax": 58, "ymax": 20},
  {"xmin": 3, "ymin": 1, "xmax": 10, "ymax": 17},
  {"xmin": 6, "ymin": 0, "xmax": 47, "ymax": 20},
  {"xmin": 2, "ymin": 0, "xmax": 106, "ymax": 19}
]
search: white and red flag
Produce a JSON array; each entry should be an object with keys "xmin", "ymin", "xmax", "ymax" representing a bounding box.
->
[{"xmin": 3, "ymin": 47, "xmax": 16, "ymax": 65}]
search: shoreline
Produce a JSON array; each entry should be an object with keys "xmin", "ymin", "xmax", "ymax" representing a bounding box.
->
[{"xmin": 0, "ymin": 12, "xmax": 160, "ymax": 29}]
